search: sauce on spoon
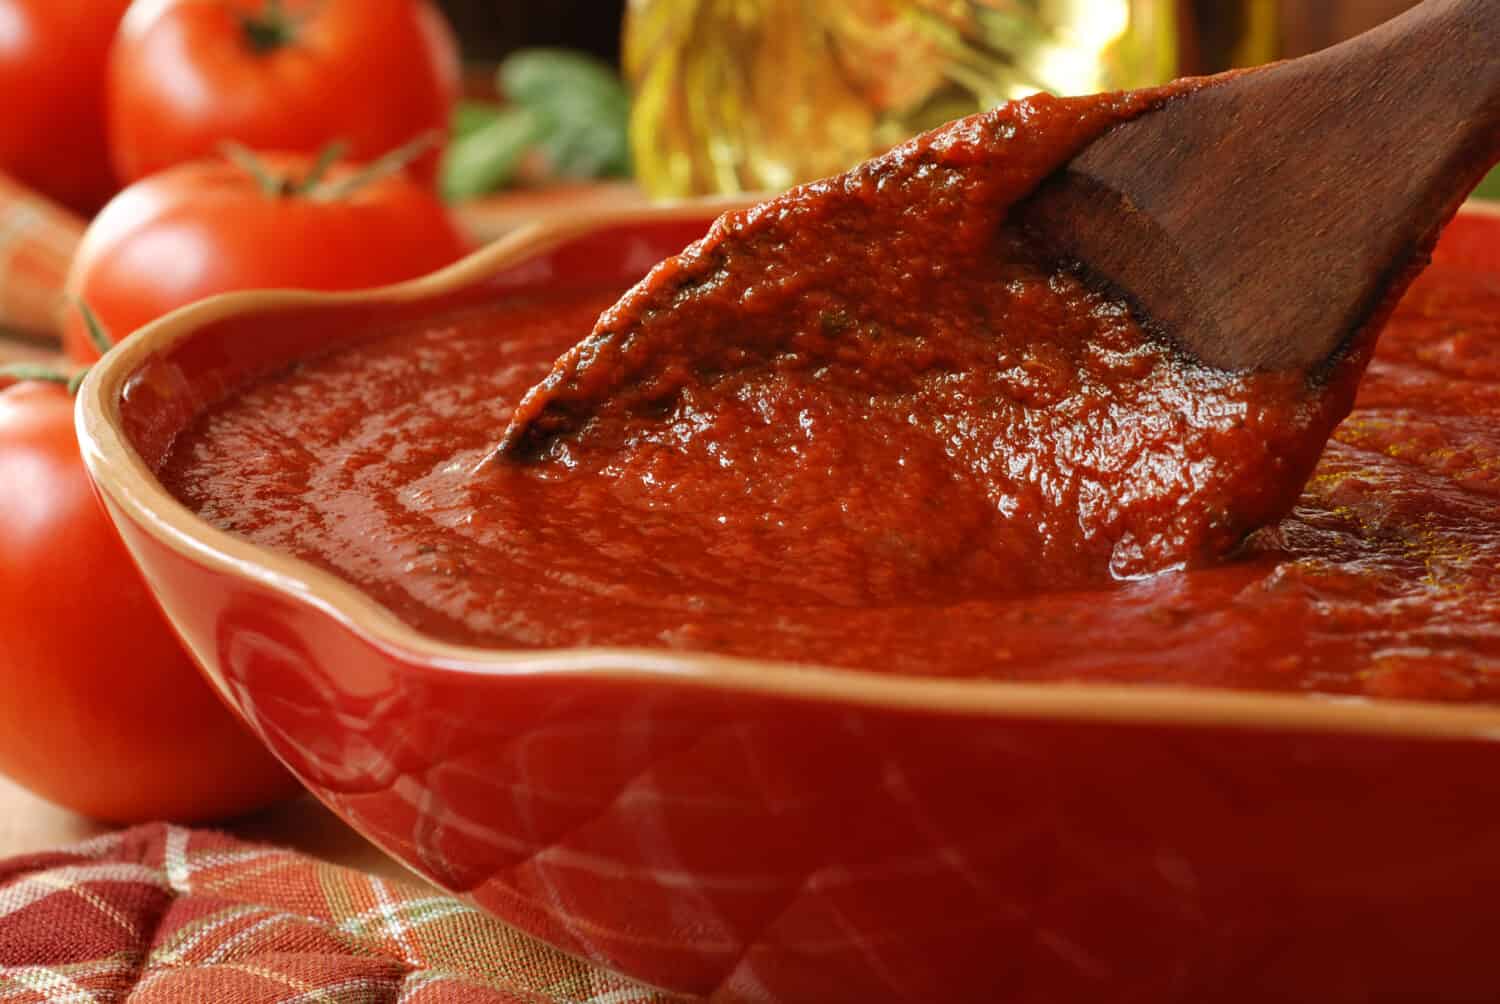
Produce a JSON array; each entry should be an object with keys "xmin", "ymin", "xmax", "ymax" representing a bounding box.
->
[{"xmin": 486, "ymin": 82, "xmax": 1359, "ymax": 583}]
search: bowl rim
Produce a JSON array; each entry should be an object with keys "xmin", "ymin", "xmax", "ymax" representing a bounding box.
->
[{"xmin": 76, "ymin": 198, "xmax": 1500, "ymax": 743}]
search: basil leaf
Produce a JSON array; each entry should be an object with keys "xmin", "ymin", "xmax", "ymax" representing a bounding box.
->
[
  {"xmin": 453, "ymin": 100, "xmax": 504, "ymax": 139},
  {"xmin": 499, "ymin": 49, "xmax": 632, "ymax": 180},
  {"xmin": 500, "ymin": 49, "xmax": 629, "ymax": 112},
  {"xmin": 442, "ymin": 49, "xmax": 634, "ymax": 199},
  {"xmin": 440, "ymin": 106, "xmax": 546, "ymax": 202},
  {"xmin": 1476, "ymin": 167, "xmax": 1500, "ymax": 202}
]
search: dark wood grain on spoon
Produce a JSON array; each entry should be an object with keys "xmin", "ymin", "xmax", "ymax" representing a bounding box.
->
[{"xmin": 1015, "ymin": 0, "xmax": 1500, "ymax": 373}]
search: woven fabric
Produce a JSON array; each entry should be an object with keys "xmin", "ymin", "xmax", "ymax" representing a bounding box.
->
[
  {"xmin": 0, "ymin": 824, "xmax": 681, "ymax": 1003},
  {"xmin": 0, "ymin": 175, "xmax": 83, "ymax": 336}
]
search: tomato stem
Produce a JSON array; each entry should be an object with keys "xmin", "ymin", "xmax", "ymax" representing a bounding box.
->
[
  {"xmin": 311, "ymin": 132, "xmax": 440, "ymax": 202},
  {"xmin": 221, "ymin": 134, "xmax": 436, "ymax": 203},
  {"xmin": 241, "ymin": 0, "xmax": 297, "ymax": 54},
  {"xmin": 3, "ymin": 304, "xmax": 112, "ymax": 396},
  {"xmin": 0, "ymin": 364, "xmax": 72, "ymax": 389},
  {"xmin": 221, "ymin": 142, "xmax": 292, "ymax": 198},
  {"xmin": 298, "ymin": 140, "xmax": 350, "ymax": 194},
  {"xmin": 76, "ymin": 300, "xmax": 115, "ymax": 355}
]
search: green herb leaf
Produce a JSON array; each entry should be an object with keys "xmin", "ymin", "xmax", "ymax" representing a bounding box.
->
[
  {"xmin": 1476, "ymin": 166, "xmax": 1500, "ymax": 203},
  {"xmin": 499, "ymin": 49, "xmax": 628, "ymax": 108},
  {"xmin": 440, "ymin": 106, "xmax": 546, "ymax": 202},
  {"xmin": 499, "ymin": 49, "xmax": 632, "ymax": 181},
  {"xmin": 440, "ymin": 48, "xmax": 633, "ymax": 201},
  {"xmin": 453, "ymin": 100, "xmax": 504, "ymax": 139}
]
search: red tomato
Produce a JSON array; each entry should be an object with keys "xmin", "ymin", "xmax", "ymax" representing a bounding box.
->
[
  {"xmin": 0, "ymin": 379, "xmax": 301, "ymax": 823},
  {"xmin": 108, "ymin": 0, "xmax": 461, "ymax": 185},
  {"xmin": 0, "ymin": 0, "xmax": 130, "ymax": 214},
  {"xmin": 62, "ymin": 149, "xmax": 473, "ymax": 361}
]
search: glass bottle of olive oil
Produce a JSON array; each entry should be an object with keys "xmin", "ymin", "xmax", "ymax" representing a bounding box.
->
[{"xmin": 624, "ymin": 0, "xmax": 1277, "ymax": 198}]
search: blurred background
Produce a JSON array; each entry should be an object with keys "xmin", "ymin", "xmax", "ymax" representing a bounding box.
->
[
  {"xmin": 1, "ymin": 0, "xmax": 1492, "ymax": 342},
  {"xmin": 438, "ymin": 0, "xmax": 627, "ymax": 66},
  {"xmin": 435, "ymin": 0, "xmax": 1417, "ymax": 69},
  {"xmin": 431, "ymin": 0, "xmax": 1495, "ymax": 203}
]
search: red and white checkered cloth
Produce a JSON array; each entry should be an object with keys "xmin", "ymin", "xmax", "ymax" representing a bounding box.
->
[{"xmin": 0, "ymin": 825, "xmax": 681, "ymax": 1003}]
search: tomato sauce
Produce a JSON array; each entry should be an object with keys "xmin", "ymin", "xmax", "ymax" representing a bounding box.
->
[
  {"xmin": 159, "ymin": 90, "xmax": 1500, "ymax": 704},
  {"xmin": 494, "ymin": 86, "xmax": 1356, "ymax": 585}
]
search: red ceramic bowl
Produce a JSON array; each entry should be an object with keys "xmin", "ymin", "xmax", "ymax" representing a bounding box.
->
[{"xmin": 78, "ymin": 201, "xmax": 1500, "ymax": 1003}]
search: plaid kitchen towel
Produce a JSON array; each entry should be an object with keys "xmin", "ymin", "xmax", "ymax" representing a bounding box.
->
[
  {"xmin": 0, "ymin": 824, "xmax": 681, "ymax": 1003},
  {"xmin": 0, "ymin": 175, "xmax": 84, "ymax": 337}
]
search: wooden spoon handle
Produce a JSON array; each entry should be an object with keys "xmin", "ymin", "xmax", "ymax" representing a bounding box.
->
[
  {"xmin": 1020, "ymin": 0, "xmax": 1500, "ymax": 373},
  {"xmin": 1262, "ymin": 0, "xmax": 1500, "ymax": 366},
  {"xmin": 1351, "ymin": 0, "xmax": 1500, "ymax": 201}
]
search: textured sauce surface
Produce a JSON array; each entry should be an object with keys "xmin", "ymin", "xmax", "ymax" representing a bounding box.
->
[
  {"xmin": 493, "ymin": 87, "xmax": 1354, "ymax": 585},
  {"xmin": 155, "ymin": 88, "xmax": 1499, "ymax": 704},
  {"xmin": 161, "ymin": 237, "xmax": 1500, "ymax": 702}
]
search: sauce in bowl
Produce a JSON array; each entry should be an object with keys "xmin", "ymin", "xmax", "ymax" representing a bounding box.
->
[
  {"xmin": 150, "ymin": 82, "xmax": 1500, "ymax": 708},
  {"xmin": 158, "ymin": 223, "xmax": 1500, "ymax": 702}
]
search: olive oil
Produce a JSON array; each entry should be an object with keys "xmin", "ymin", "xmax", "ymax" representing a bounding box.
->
[{"xmin": 624, "ymin": 0, "xmax": 1198, "ymax": 197}]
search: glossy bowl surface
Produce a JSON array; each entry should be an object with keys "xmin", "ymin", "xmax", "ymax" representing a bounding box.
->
[{"xmin": 79, "ymin": 201, "xmax": 1500, "ymax": 1003}]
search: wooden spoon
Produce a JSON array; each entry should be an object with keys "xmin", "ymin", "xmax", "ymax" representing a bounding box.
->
[
  {"xmin": 1013, "ymin": 0, "xmax": 1500, "ymax": 374},
  {"xmin": 491, "ymin": 0, "xmax": 1499, "ymax": 462}
]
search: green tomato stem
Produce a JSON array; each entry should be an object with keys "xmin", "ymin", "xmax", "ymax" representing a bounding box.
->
[
  {"xmin": 220, "ymin": 134, "xmax": 435, "ymax": 203},
  {"xmin": 76, "ymin": 300, "xmax": 115, "ymax": 354},
  {"xmin": 0, "ymin": 364, "xmax": 73, "ymax": 389},
  {"xmin": 311, "ymin": 131, "xmax": 440, "ymax": 202},
  {"xmin": 0, "ymin": 304, "xmax": 104, "ymax": 394},
  {"xmin": 298, "ymin": 140, "xmax": 350, "ymax": 194},
  {"xmin": 241, "ymin": 0, "xmax": 297, "ymax": 54},
  {"xmin": 221, "ymin": 141, "xmax": 291, "ymax": 198}
]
